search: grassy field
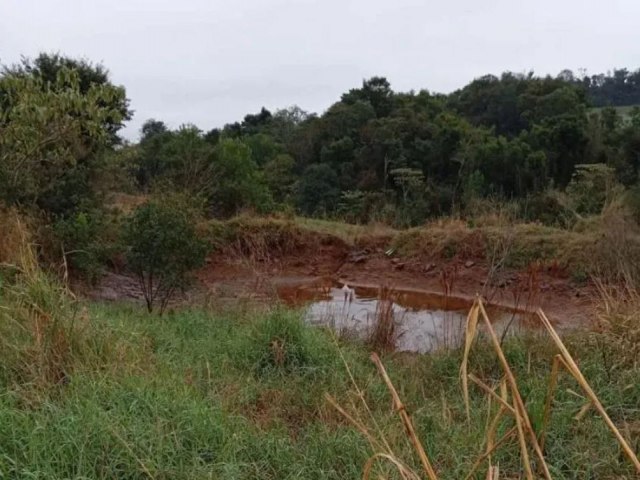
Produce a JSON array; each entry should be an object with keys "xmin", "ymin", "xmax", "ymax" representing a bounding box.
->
[
  {"xmin": 1, "ymin": 293, "xmax": 639, "ymax": 479},
  {"xmin": 1, "ymin": 212, "xmax": 639, "ymax": 479}
]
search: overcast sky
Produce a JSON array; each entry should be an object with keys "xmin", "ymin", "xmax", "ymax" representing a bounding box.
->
[{"xmin": 2, "ymin": 0, "xmax": 639, "ymax": 140}]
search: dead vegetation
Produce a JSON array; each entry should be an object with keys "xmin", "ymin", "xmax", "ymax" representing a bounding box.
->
[
  {"xmin": 206, "ymin": 216, "xmax": 350, "ymax": 263},
  {"xmin": 367, "ymin": 286, "xmax": 401, "ymax": 353},
  {"xmin": 329, "ymin": 297, "xmax": 640, "ymax": 479}
]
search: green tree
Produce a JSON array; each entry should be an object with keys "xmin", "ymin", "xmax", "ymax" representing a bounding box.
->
[
  {"xmin": 566, "ymin": 164, "xmax": 620, "ymax": 215},
  {"xmin": 263, "ymin": 154, "xmax": 296, "ymax": 204},
  {"xmin": 0, "ymin": 67, "xmax": 126, "ymax": 216},
  {"xmin": 2, "ymin": 53, "xmax": 131, "ymax": 144},
  {"xmin": 122, "ymin": 200, "xmax": 208, "ymax": 314},
  {"xmin": 211, "ymin": 138, "xmax": 271, "ymax": 217},
  {"xmin": 342, "ymin": 77, "xmax": 394, "ymax": 117},
  {"xmin": 296, "ymin": 164, "xmax": 340, "ymax": 215}
]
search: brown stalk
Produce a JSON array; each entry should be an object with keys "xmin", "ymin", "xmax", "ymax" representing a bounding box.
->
[
  {"xmin": 370, "ymin": 352, "xmax": 439, "ymax": 480},
  {"xmin": 512, "ymin": 392, "xmax": 534, "ymax": 480},
  {"xmin": 461, "ymin": 302, "xmax": 480, "ymax": 424},
  {"xmin": 468, "ymin": 374, "xmax": 516, "ymax": 416},
  {"xmin": 363, "ymin": 453, "xmax": 420, "ymax": 480},
  {"xmin": 539, "ymin": 353, "xmax": 573, "ymax": 451},
  {"xmin": 477, "ymin": 299, "xmax": 553, "ymax": 480},
  {"xmin": 537, "ymin": 309, "xmax": 640, "ymax": 472},
  {"xmin": 464, "ymin": 426, "xmax": 517, "ymax": 480},
  {"xmin": 324, "ymin": 393, "xmax": 381, "ymax": 451}
]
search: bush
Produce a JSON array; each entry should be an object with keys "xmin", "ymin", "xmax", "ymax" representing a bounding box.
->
[
  {"xmin": 122, "ymin": 200, "xmax": 208, "ymax": 314},
  {"xmin": 521, "ymin": 190, "xmax": 574, "ymax": 227},
  {"xmin": 246, "ymin": 310, "xmax": 334, "ymax": 376},
  {"xmin": 53, "ymin": 210, "xmax": 109, "ymax": 283},
  {"xmin": 566, "ymin": 164, "xmax": 621, "ymax": 216}
]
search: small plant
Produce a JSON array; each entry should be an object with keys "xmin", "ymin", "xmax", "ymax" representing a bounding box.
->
[
  {"xmin": 367, "ymin": 286, "xmax": 400, "ymax": 352},
  {"xmin": 122, "ymin": 200, "xmax": 208, "ymax": 314},
  {"xmin": 250, "ymin": 311, "xmax": 313, "ymax": 375},
  {"xmin": 245, "ymin": 310, "xmax": 337, "ymax": 377}
]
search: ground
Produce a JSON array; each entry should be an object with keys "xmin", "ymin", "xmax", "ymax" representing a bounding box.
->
[{"xmin": 92, "ymin": 217, "xmax": 597, "ymax": 328}]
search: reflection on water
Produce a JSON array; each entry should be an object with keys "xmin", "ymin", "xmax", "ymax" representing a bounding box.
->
[{"xmin": 277, "ymin": 281, "xmax": 537, "ymax": 353}]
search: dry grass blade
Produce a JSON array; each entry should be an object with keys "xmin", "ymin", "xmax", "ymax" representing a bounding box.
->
[
  {"xmin": 324, "ymin": 393, "xmax": 381, "ymax": 451},
  {"xmin": 537, "ymin": 309, "xmax": 640, "ymax": 472},
  {"xmin": 511, "ymin": 392, "xmax": 533, "ymax": 480},
  {"xmin": 363, "ymin": 453, "xmax": 421, "ymax": 480},
  {"xmin": 368, "ymin": 286, "xmax": 399, "ymax": 353},
  {"xmin": 330, "ymin": 331, "xmax": 394, "ymax": 455},
  {"xmin": 468, "ymin": 374, "xmax": 516, "ymax": 416},
  {"xmin": 573, "ymin": 401, "xmax": 592, "ymax": 421},
  {"xmin": 487, "ymin": 379, "xmax": 508, "ymax": 467},
  {"xmin": 465, "ymin": 427, "xmax": 516, "ymax": 480},
  {"xmin": 461, "ymin": 302, "xmax": 480, "ymax": 424},
  {"xmin": 486, "ymin": 465, "xmax": 499, "ymax": 480},
  {"xmin": 540, "ymin": 354, "xmax": 564, "ymax": 452},
  {"xmin": 370, "ymin": 352, "xmax": 439, "ymax": 480},
  {"xmin": 477, "ymin": 300, "xmax": 553, "ymax": 480}
]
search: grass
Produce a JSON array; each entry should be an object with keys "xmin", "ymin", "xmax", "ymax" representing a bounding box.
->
[
  {"xmin": 391, "ymin": 212, "xmax": 640, "ymax": 281},
  {"xmin": 2, "ymin": 212, "xmax": 639, "ymax": 478},
  {"xmin": 1, "ymin": 294, "xmax": 639, "ymax": 478},
  {"xmin": 201, "ymin": 211, "xmax": 640, "ymax": 283}
]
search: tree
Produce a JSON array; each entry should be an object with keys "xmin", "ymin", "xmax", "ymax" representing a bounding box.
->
[
  {"xmin": 2, "ymin": 53, "xmax": 131, "ymax": 144},
  {"xmin": 0, "ymin": 66, "xmax": 126, "ymax": 216},
  {"xmin": 123, "ymin": 200, "xmax": 208, "ymax": 314},
  {"xmin": 136, "ymin": 119, "xmax": 172, "ymax": 189},
  {"xmin": 210, "ymin": 138, "xmax": 271, "ymax": 217},
  {"xmin": 263, "ymin": 154, "xmax": 296, "ymax": 204},
  {"xmin": 296, "ymin": 164, "xmax": 340, "ymax": 215},
  {"xmin": 342, "ymin": 77, "xmax": 394, "ymax": 117}
]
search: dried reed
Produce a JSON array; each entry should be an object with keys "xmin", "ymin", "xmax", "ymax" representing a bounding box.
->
[{"xmin": 329, "ymin": 295, "xmax": 640, "ymax": 479}]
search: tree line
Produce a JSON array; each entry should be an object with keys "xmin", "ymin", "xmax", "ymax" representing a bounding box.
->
[{"xmin": 1, "ymin": 53, "xmax": 640, "ymax": 284}]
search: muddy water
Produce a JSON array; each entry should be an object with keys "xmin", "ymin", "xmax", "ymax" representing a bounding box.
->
[{"xmin": 277, "ymin": 280, "xmax": 538, "ymax": 353}]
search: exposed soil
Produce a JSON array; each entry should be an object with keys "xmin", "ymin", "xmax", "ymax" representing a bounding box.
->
[{"xmin": 91, "ymin": 233, "xmax": 596, "ymax": 327}]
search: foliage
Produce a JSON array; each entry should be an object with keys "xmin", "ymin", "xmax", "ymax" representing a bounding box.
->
[
  {"xmin": 566, "ymin": 164, "xmax": 621, "ymax": 215},
  {"xmin": 54, "ymin": 211, "xmax": 108, "ymax": 283},
  {"xmin": 1, "ymin": 52, "xmax": 131, "ymax": 143},
  {"xmin": 210, "ymin": 138, "xmax": 272, "ymax": 217},
  {"xmin": 296, "ymin": 164, "xmax": 341, "ymax": 216},
  {"xmin": 0, "ymin": 299, "xmax": 638, "ymax": 478},
  {"xmin": 122, "ymin": 199, "xmax": 208, "ymax": 313},
  {"xmin": 245, "ymin": 310, "xmax": 334, "ymax": 376},
  {"xmin": 0, "ymin": 66, "xmax": 126, "ymax": 216},
  {"xmin": 263, "ymin": 153, "xmax": 297, "ymax": 204}
]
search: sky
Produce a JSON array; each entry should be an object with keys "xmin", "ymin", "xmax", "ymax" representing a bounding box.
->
[{"xmin": 1, "ymin": 0, "xmax": 639, "ymax": 140}]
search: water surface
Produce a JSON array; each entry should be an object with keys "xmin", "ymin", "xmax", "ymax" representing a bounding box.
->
[{"xmin": 277, "ymin": 280, "xmax": 537, "ymax": 353}]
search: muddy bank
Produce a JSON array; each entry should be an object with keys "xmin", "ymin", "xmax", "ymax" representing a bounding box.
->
[{"xmin": 90, "ymin": 225, "xmax": 596, "ymax": 327}]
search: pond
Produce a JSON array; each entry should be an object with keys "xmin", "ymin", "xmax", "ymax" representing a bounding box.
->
[{"xmin": 277, "ymin": 279, "xmax": 539, "ymax": 353}]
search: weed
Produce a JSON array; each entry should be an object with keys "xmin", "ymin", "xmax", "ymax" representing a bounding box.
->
[{"xmin": 367, "ymin": 286, "xmax": 400, "ymax": 353}]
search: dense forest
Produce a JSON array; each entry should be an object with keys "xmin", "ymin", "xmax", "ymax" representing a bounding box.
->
[{"xmin": 1, "ymin": 53, "xmax": 640, "ymax": 276}]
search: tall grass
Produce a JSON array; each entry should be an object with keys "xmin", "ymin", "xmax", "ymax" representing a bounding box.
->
[
  {"xmin": 1, "ymin": 297, "xmax": 638, "ymax": 478},
  {"xmin": 0, "ymin": 214, "xmax": 145, "ymax": 402},
  {"xmin": 1, "ymin": 217, "xmax": 639, "ymax": 479}
]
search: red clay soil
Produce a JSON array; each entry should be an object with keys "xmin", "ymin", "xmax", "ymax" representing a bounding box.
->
[
  {"xmin": 88, "ymin": 231, "xmax": 595, "ymax": 326},
  {"xmin": 195, "ymin": 239, "xmax": 596, "ymax": 327}
]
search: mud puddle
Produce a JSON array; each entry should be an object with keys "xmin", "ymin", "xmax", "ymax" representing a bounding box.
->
[{"xmin": 277, "ymin": 280, "xmax": 540, "ymax": 353}]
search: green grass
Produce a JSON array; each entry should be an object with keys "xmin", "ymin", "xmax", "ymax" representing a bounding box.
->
[{"xmin": 1, "ymin": 298, "xmax": 639, "ymax": 479}]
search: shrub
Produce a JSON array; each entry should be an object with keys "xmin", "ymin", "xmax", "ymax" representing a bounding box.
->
[
  {"xmin": 246, "ymin": 310, "xmax": 334, "ymax": 376},
  {"xmin": 566, "ymin": 164, "xmax": 621, "ymax": 216},
  {"xmin": 122, "ymin": 200, "xmax": 208, "ymax": 314},
  {"xmin": 521, "ymin": 190, "xmax": 574, "ymax": 227},
  {"xmin": 53, "ymin": 211, "xmax": 108, "ymax": 283}
]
